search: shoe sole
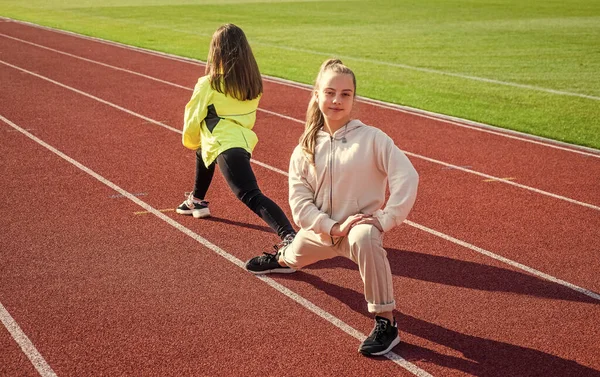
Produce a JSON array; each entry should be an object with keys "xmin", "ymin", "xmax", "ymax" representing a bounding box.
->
[
  {"xmin": 358, "ymin": 336, "xmax": 400, "ymax": 356},
  {"xmin": 192, "ymin": 208, "xmax": 211, "ymax": 218},
  {"xmin": 247, "ymin": 268, "xmax": 296, "ymax": 275},
  {"xmin": 176, "ymin": 209, "xmax": 193, "ymax": 215}
]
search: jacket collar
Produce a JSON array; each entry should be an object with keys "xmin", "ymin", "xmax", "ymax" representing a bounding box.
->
[{"xmin": 317, "ymin": 119, "xmax": 363, "ymax": 141}]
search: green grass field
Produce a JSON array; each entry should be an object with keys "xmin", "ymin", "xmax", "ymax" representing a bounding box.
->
[{"xmin": 2, "ymin": 0, "xmax": 599, "ymax": 149}]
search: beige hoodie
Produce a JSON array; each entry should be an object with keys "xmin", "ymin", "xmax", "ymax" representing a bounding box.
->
[{"xmin": 288, "ymin": 119, "xmax": 419, "ymax": 245}]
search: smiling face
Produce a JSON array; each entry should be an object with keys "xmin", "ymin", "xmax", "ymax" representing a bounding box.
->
[{"xmin": 315, "ymin": 70, "xmax": 355, "ymax": 132}]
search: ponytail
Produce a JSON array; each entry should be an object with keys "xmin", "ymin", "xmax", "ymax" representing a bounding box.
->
[
  {"xmin": 299, "ymin": 96, "xmax": 324, "ymax": 164},
  {"xmin": 299, "ymin": 58, "xmax": 356, "ymax": 164}
]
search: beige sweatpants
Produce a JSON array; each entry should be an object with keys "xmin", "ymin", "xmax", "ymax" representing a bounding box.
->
[{"xmin": 280, "ymin": 224, "xmax": 395, "ymax": 314}]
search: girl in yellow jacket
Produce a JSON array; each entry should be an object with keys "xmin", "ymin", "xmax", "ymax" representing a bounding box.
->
[
  {"xmin": 178, "ymin": 24, "xmax": 295, "ymax": 244},
  {"xmin": 245, "ymin": 59, "xmax": 419, "ymax": 357}
]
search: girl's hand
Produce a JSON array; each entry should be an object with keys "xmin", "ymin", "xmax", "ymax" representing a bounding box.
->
[
  {"xmin": 330, "ymin": 214, "xmax": 368, "ymax": 237},
  {"xmin": 351, "ymin": 216, "xmax": 383, "ymax": 232}
]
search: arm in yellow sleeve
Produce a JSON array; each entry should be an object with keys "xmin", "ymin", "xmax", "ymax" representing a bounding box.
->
[{"xmin": 182, "ymin": 77, "xmax": 211, "ymax": 150}]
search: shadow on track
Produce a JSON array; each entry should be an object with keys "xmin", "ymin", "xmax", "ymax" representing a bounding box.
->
[
  {"xmin": 278, "ymin": 270, "xmax": 600, "ymax": 377},
  {"xmin": 303, "ymin": 248, "xmax": 598, "ymax": 304},
  {"xmin": 203, "ymin": 216, "xmax": 274, "ymax": 234}
]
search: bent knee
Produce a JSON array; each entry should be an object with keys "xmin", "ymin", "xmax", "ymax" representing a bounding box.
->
[{"xmin": 348, "ymin": 224, "xmax": 382, "ymax": 246}]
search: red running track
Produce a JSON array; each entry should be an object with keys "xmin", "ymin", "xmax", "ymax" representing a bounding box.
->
[{"xmin": 1, "ymin": 19, "xmax": 599, "ymax": 377}]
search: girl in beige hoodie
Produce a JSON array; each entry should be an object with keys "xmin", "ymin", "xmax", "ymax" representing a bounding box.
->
[{"xmin": 245, "ymin": 59, "xmax": 419, "ymax": 357}]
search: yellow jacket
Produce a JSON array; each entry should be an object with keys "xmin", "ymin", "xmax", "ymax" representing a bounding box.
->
[{"xmin": 182, "ymin": 76, "xmax": 260, "ymax": 166}]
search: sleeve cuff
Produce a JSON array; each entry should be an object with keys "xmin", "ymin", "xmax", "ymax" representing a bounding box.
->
[
  {"xmin": 373, "ymin": 209, "xmax": 395, "ymax": 232},
  {"xmin": 321, "ymin": 218, "xmax": 338, "ymax": 236}
]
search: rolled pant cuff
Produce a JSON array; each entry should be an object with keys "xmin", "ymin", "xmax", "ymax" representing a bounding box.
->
[
  {"xmin": 279, "ymin": 246, "xmax": 299, "ymax": 269},
  {"xmin": 368, "ymin": 300, "xmax": 396, "ymax": 314}
]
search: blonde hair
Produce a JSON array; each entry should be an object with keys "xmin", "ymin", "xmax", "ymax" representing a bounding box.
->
[
  {"xmin": 299, "ymin": 58, "xmax": 356, "ymax": 164},
  {"xmin": 205, "ymin": 24, "xmax": 263, "ymax": 101}
]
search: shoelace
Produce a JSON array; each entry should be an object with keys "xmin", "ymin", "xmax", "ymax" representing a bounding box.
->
[
  {"xmin": 263, "ymin": 233, "xmax": 296, "ymax": 259},
  {"xmin": 258, "ymin": 251, "xmax": 278, "ymax": 263},
  {"xmin": 372, "ymin": 319, "xmax": 389, "ymax": 340},
  {"xmin": 183, "ymin": 192, "xmax": 195, "ymax": 207},
  {"xmin": 184, "ymin": 192, "xmax": 209, "ymax": 208}
]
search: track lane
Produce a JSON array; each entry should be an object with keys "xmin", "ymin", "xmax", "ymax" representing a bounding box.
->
[
  {"xmin": 1, "ymin": 36, "xmax": 598, "ymax": 293},
  {"xmin": 0, "ymin": 21, "xmax": 598, "ymax": 207},
  {"xmin": 0, "ymin": 320, "xmax": 42, "ymax": 377},
  {"xmin": 3, "ymin": 78, "xmax": 599, "ymax": 377},
  {"xmin": 2, "ymin": 38, "xmax": 599, "ymax": 293},
  {"xmin": 2, "ymin": 30, "xmax": 595, "ymax": 294},
  {"xmin": 1, "ymin": 115, "xmax": 423, "ymax": 376},
  {"xmin": 2, "ymin": 21, "xmax": 600, "ymax": 376},
  {"xmin": 2, "ymin": 50, "xmax": 600, "ymax": 376}
]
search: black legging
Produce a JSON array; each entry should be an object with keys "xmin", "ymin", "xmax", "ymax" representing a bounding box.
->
[{"xmin": 193, "ymin": 148, "xmax": 295, "ymax": 240}]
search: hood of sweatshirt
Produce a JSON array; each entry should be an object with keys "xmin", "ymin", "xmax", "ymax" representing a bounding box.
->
[{"xmin": 315, "ymin": 119, "xmax": 363, "ymax": 144}]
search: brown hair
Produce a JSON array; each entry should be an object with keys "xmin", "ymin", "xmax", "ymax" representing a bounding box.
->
[
  {"xmin": 299, "ymin": 58, "xmax": 356, "ymax": 164},
  {"xmin": 205, "ymin": 24, "xmax": 263, "ymax": 101}
]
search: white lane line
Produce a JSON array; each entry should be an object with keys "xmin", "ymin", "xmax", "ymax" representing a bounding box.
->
[
  {"xmin": 9, "ymin": 15, "xmax": 600, "ymax": 102},
  {"xmin": 405, "ymin": 221, "xmax": 600, "ymax": 301},
  {"xmin": 401, "ymin": 151, "xmax": 599, "ymax": 211},
  {"xmin": 2, "ymin": 61, "xmax": 599, "ymax": 304},
  {"xmin": 0, "ymin": 33, "xmax": 304, "ymax": 125},
  {"xmin": 266, "ymin": 74, "xmax": 600, "ymax": 156},
  {"xmin": 3, "ymin": 17, "xmax": 599, "ymax": 157},
  {"xmin": 251, "ymin": 158, "xmax": 289, "ymax": 176},
  {"xmin": 0, "ymin": 114, "xmax": 433, "ymax": 377},
  {"xmin": 253, "ymin": 42, "xmax": 600, "ymax": 101},
  {"xmin": 0, "ymin": 60, "xmax": 180, "ymax": 134},
  {"xmin": 2, "ymin": 58, "xmax": 597, "ymax": 212},
  {"xmin": 0, "ymin": 33, "xmax": 192, "ymax": 91},
  {"xmin": 358, "ymin": 97, "xmax": 600, "ymax": 158},
  {"xmin": 0, "ymin": 302, "xmax": 58, "ymax": 377}
]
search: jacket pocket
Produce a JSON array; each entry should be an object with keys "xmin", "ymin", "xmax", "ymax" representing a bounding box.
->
[{"xmin": 331, "ymin": 198, "xmax": 361, "ymax": 220}]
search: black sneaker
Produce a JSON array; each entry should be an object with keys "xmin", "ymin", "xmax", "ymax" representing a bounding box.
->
[
  {"xmin": 245, "ymin": 251, "xmax": 294, "ymax": 274},
  {"xmin": 358, "ymin": 316, "xmax": 400, "ymax": 356},
  {"xmin": 245, "ymin": 233, "xmax": 296, "ymax": 275},
  {"xmin": 176, "ymin": 193, "xmax": 210, "ymax": 218}
]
